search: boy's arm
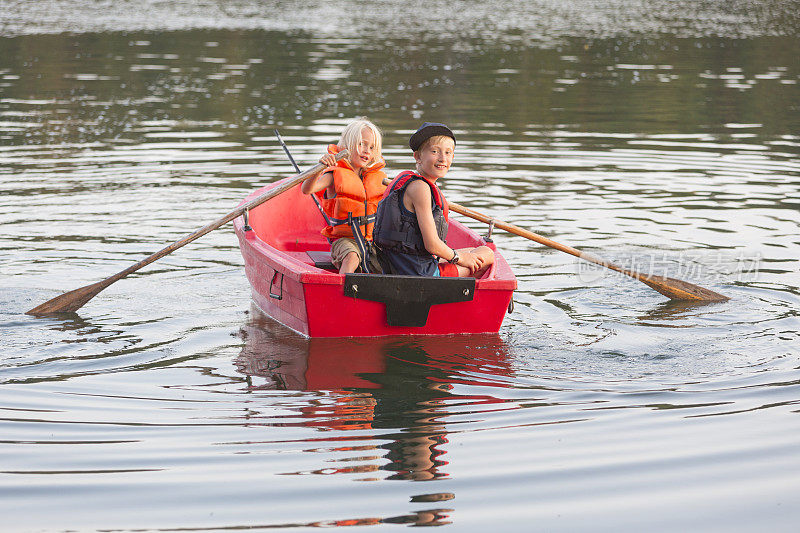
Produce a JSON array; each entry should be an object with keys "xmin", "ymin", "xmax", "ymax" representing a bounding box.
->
[
  {"xmin": 300, "ymin": 170, "xmax": 334, "ymax": 195},
  {"xmin": 301, "ymin": 153, "xmax": 337, "ymax": 195},
  {"xmin": 406, "ymin": 181, "xmax": 483, "ymax": 272}
]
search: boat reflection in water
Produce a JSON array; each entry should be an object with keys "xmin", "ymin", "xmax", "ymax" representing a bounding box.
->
[{"xmin": 234, "ymin": 305, "xmax": 513, "ymax": 524}]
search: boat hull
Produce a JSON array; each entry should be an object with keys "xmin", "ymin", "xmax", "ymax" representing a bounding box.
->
[{"xmin": 234, "ymin": 177, "xmax": 516, "ymax": 337}]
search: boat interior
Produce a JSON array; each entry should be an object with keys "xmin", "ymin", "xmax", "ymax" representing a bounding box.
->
[
  {"xmin": 244, "ymin": 181, "xmax": 495, "ymax": 277},
  {"xmin": 246, "ymin": 183, "xmax": 340, "ymax": 271}
]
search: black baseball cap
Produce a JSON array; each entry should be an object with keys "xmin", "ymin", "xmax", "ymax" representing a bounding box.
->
[{"xmin": 409, "ymin": 122, "xmax": 456, "ymax": 151}]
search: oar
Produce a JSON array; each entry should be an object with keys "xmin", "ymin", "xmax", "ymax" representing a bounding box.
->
[
  {"xmin": 446, "ymin": 201, "xmax": 729, "ymax": 301},
  {"xmin": 26, "ymin": 150, "xmax": 350, "ymax": 316}
]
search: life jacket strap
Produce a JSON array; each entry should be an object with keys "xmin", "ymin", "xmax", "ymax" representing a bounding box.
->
[
  {"xmin": 347, "ymin": 213, "xmax": 371, "ymax": 273},
  {"xmin": 388, "ymin": 171, "xmax": 448, "ymax": 221},
  {"xmin": 328, "ymin": 214, "xmax": 376, "ymax": 227}
]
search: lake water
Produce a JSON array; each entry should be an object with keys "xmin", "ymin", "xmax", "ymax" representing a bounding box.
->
[{"xmin": 2, "ymin": 1, "xmax": 800, "ymax": 531}]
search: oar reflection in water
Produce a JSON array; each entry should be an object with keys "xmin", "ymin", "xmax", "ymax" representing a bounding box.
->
[{"xmin": 234, "ymin": 306, "xmax": 513, "ymax": 482}]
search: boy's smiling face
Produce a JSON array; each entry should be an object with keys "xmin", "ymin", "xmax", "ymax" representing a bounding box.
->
[
  {"xmin": 352, "ymin": 126, "xmax": 376, "ymax": 170},
  {"xmin": 414, "ymin": 136, "xmax": 455, "ymax": 181}
]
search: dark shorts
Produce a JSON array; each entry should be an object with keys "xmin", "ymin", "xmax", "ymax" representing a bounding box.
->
[{"xmin": 380, "ymin": 249, "xmax": 459, "ymax": 277}]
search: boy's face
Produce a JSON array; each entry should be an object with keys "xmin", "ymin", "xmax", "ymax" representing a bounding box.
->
[
  {"xmin": 352, "ymin": 127, "xmax": 376, "ymax": 170},
  {"xmin": 414, "ymin": 137, "xmax": 455, "ymax": 180}
]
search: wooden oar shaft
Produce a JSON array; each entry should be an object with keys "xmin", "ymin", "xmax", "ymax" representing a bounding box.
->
[
  {"xmin": 448, "ymin": 201, "xmax": 637, "ymax": 278},
  {"xmin": 26, "ymin": 150, "xmax": 349, "ymax": 316}
]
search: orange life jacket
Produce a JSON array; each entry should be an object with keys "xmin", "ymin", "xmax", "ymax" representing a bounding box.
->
[{"xmin": 316, "ymin": 144, "xmax": 387, "ymax": 241}]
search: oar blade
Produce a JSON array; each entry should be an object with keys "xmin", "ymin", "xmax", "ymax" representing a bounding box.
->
[
  {"xmin": 26, "ymin": 280, "xmax": 110, "ymax": 316},
  {"xmin": 640, "ymin": 274, "xmax": 729, "ymax": 302}
]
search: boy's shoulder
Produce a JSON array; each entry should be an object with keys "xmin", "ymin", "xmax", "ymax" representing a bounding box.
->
[{"xmin": 404, "ymin": 178, "xmax": 434, "ymax": 205}]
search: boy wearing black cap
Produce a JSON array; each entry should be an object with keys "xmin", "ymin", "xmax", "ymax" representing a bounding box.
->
[{"xmin": 373, "ymin": 122, "xmax": 494, "ymax": 277}]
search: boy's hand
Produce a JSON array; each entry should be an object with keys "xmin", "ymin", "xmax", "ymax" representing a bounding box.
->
[
  {"xmin": 319, "ymin": 153, "xmax": 337, "ymax": 167},
  {"xmin": 457, "ymin": 250, "xmax": 484, "ymax": 274}
]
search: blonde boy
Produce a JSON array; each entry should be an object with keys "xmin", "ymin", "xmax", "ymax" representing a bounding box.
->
[{"xmin": 301, "ymin": 118, "xmax": 387, "ymax": 274}]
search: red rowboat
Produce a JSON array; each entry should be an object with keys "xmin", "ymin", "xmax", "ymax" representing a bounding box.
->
[{"xmin": 234, "ymin": 177, "xmax": 516, "ymax": 337}]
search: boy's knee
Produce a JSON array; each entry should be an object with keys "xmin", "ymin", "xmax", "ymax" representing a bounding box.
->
[
  {"xmin": 477, "ymin": 246, "xmax": 495, "ymax": 262},
  {"xmin": 343, "ymin": 251, "xmax": 360, "ymax": 263}
]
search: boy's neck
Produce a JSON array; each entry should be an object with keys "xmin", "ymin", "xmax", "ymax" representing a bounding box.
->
[{"xmin": 415, "ymin": 169, "xmax": 440, "ymax": 182}]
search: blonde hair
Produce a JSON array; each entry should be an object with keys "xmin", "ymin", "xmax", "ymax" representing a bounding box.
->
[
  {"xmin": 414, "ymin": 134, "xmax": 455, "ymax": 154},
  {"xmin": 338, "ymin": 117, "xmax": 383, "ymax": 167}
]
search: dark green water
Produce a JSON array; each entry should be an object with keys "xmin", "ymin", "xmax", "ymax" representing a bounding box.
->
[{"xmin": 2, "ymin": 2, "xmax": 800, "ymax": 531}]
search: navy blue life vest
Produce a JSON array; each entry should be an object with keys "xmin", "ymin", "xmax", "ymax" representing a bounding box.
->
[{"xmin": 373, "ymin": 171, "xmax": 449, "ymax": 257}]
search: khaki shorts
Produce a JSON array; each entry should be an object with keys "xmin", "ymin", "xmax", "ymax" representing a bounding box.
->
[{"xmin": 330, "ymin": 237, "xmax": 383, "ymax": 273}]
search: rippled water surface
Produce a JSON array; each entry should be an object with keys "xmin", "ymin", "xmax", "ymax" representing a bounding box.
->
[{"xmin": 2, "ymin": 2, "xmax": 800, "ymax": 531}]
